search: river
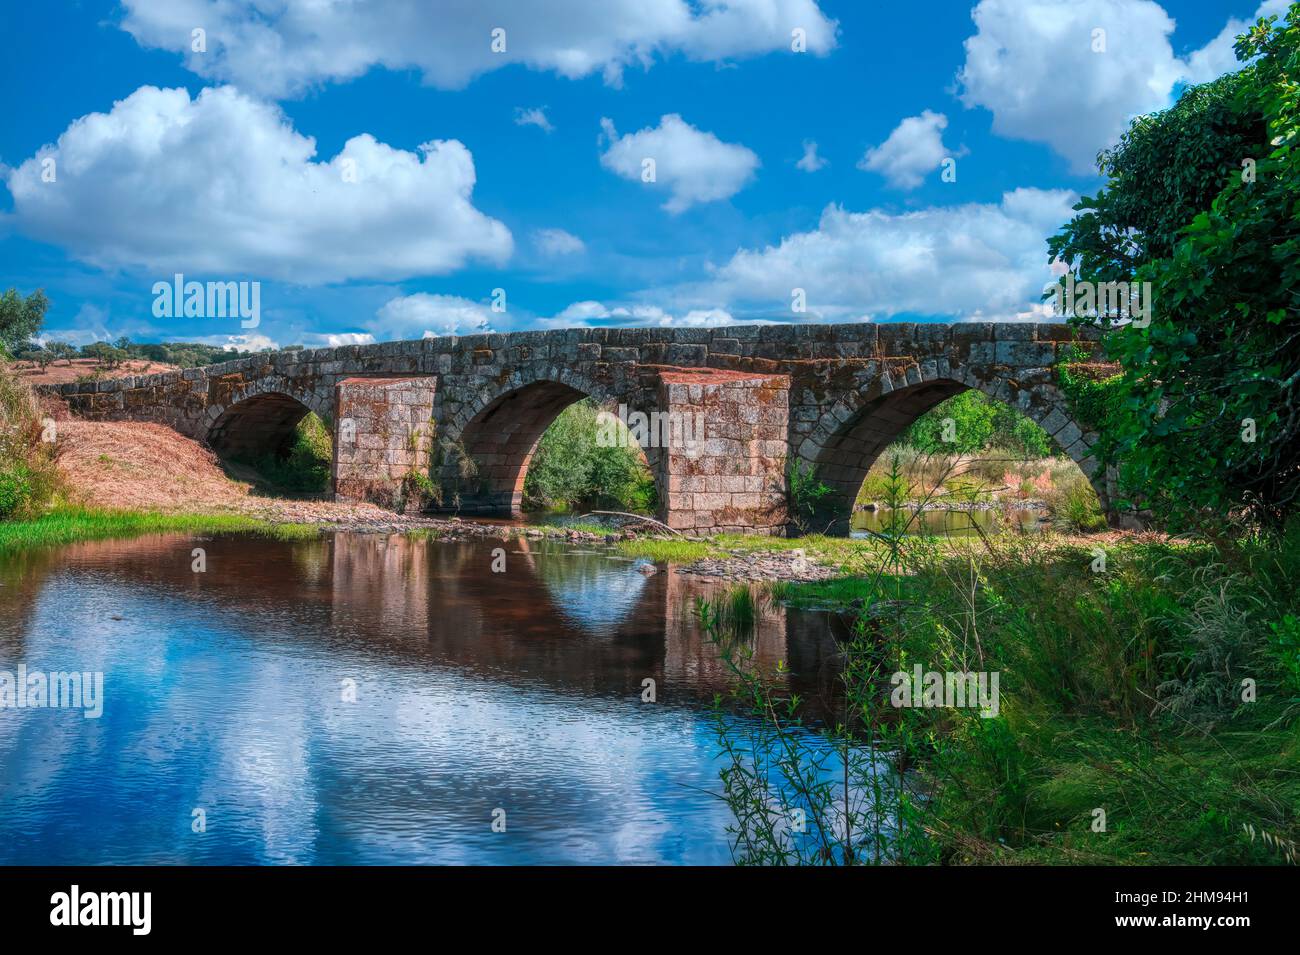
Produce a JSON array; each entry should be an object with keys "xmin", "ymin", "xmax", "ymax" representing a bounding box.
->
[{"xmin": 0, "ymin": 531, "xmax": 849, "ymax": 864}]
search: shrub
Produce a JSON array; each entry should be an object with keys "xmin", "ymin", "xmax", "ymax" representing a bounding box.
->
[
  {"xmin": 0, "ymin": 462, "xmax": 34, "ymax": 518},
  {"xmin": 1155, "ymin": 566, "xmax": 1265, "ymax": 728},
  {"xmin": 0, "ymin": 359, "xmax": 59, "ymax": 517},
  {"xmin": 240, "ymin": 413, "xmax": 332, "ymax": 492},
  {"xmin": 1043, "ymin": 467, "xmax": 1108, "ymax": 532},
  {"xmin": 523, "ymin": 399, "xmax": 656, "ymax": 512},
  {"xmin": 0, "ymin": 288, "xmax": 49, "ymax": 352}
]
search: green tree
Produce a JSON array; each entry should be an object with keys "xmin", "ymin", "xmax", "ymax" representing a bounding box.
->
[
  {"xmin": 524, "ymin": 399, "xmax": 656, "ymax": 512},
  {"xmin": 902, "ymin": 391, "xmax": 1054, "ymax": 458},
  {"xmin": 82, "ymin": 341, "xmax": 127, "ymax": 369},
  {"xmin": 1046, "ymin": 6, "xmax": 1300, "ymax": 532},
  {"xmin": 0, "ymin": 288, "xmax": 49, "ymax": 352},
  {"xmin": 902, "ymin": 391, "xmax": 996, "ymax": 454},
  {"xmin": 44, "ymin": 341, "xmax": 78, "ymax": 365}
]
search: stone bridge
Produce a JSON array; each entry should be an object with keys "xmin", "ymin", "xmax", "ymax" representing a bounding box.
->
[{"xmin": 46, "ymin": 321, "xmax": 1109, "ymax": 535}]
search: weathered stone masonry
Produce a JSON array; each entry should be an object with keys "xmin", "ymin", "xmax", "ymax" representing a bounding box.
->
[
  {"xmin": 44, "ymin": 321, "xmax": 1107, "ymax": 535},
  {"xmin": 334, "ymin": 377, "xmax": 436, "ymax": 506}
]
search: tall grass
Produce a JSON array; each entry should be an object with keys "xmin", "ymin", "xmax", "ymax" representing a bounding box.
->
[
  {"xmin": 0, "ymin": 359, "xmax": 60, "ymax": 518},
  {"xmin": 0, "ymin": 506, "xmax": 318, "ymax": 553},
  {"xmin": 703, "ymin": 456, "xmax": 1300, "ymax": 864},
  {"xmin": 695, "ymin": 584, "xmax": 762, "ymax": 642},
  {"xmin": 615, "ymin": 537, "xmax": 714, "ymax": 562}
]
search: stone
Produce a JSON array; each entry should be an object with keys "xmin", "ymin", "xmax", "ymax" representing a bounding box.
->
[{"xmin": 42, "ymin": 321, "xmax": 1110, "ymax": 532}]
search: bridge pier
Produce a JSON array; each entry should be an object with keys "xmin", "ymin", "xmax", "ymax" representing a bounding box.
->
[
  {"xmin": 333, "ymin": 376, "xmax": 435, "ymax": 508},
  {"xmin": 656, "ymin": 370, "xmax": 789, "ymax": 535}
]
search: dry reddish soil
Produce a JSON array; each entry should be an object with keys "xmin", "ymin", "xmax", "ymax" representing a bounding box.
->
[
  {"xmin": 52, "ymin": 419, "xmax": 437, "ymax": 527},
  {"xmin": 13, "ymin": 358, "xmax": 178, "ymax": 387}
]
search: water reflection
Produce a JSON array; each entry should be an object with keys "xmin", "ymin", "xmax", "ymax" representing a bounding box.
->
[{"xmin": 0, "ymin": 532, "xmax": 845, "ymax": 864}]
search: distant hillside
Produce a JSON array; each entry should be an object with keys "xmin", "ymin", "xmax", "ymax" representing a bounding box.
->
[
  {"xmin": 11, "ymin": 339, "xmax": 281, "ymax": 371},
  {"xmin": 12, "ymin": 357, "xmax": 178, "ymax": 386}
]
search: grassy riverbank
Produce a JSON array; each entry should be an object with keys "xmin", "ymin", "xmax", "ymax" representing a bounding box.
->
[
  {"xmin": 0, "ymin": 506, "xmax": 318, "ymax": 553},
  {"xmin": 614, "ymin": 531, "xmax": 903, "ymax": 566},
  {"xmin": 752, "ymin": 532, "xmax": 1300, "ymax": 865}
]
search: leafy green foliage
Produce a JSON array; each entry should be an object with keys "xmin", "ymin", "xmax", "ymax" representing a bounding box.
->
[
  {"xmin": 902, "ymin": 390, "xmax": 1052, "ymax": 458},
  {"xmin": 786, "ymin": 458, "xmax": 833, "ymax": 532},
  {"xmin": 523, "ymin": 399, "xmax": 657, "ymax": 512},
  {"xmin": 0, "ymin": 462, "xmax": 34, "ymax": 519},
  {"xmin": 1270, "ymin": 613, "xmax": 1300, "ymax": 694},
  {"xmin": 239, "ymin": 413, "xmax": 332, "ymax": 493},
  {"xmin": 1046, "ymin": 8, "xmax": 1300, "ymax": 532},
  {"xmin": 44, "ymin": 342, "xmax": 78, "ymax": 364},
  {"xmin": 402, "ymin": 468, "xmax": 441, "ymax": 510},
  {"xmin": 80, "ymin": 341, "xmax": 128, "ymax": 369},
  {"xmin": 904, "ymin": 391, "xmax": 995, "ymax": 453},
  {"xmin": 0, "ymin": 360, "xmax": 59, "ymax": 518},
  {"xmin": 1055, "ymin": 345, "xmax": 1123, "ymax": 435},
  {"xmin": 0, "ymin": 288, "xmax": 49, "ymax": 351}
]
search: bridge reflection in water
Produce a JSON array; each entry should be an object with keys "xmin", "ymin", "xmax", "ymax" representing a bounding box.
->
[{"xmin": 0, "ymin": 532, "xmax": 847, "ymax": 864}]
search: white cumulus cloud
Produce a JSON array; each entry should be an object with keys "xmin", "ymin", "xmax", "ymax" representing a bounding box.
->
[
  {"xmin": 858, "ymin": 111, "xmax": 962, "ymax": 190},
  {"xmin": 533, "ymin": 228, "xmax": 586, "ymax": 256},
  {"xmin": 120, "ymin": 0, "xmax": 837, "ymax": 98},
  {"xmin": 957, "ymin": 0, "xmax": 1288, "ymax": 174},
  {"xmin": 372, "ymin": 294, "xmax": 498, "ymax": 339},
  {"xmin": 599, "ymin": 114, "xmax": 759, "ymax": 213},
  {"xmin": 689, "ymin": 188, "xmax": 1078, "ymax": 321},
  {"xmin": 796, "ymin": 139, "xmax": 828, "ymax": 172},
  {"xmin": 304, "ymin": 332, "xmax": 377, "ymax": 348},
  {"xmin": 515, "ymin": 107, "xmax": 554, "ymax": 133},
  {"xmin": 542, "ymin": 300, "xmax": 737, "ymax": 329},
  {"xmin": 1, "ymin": 85, "xmax": 512, "ymax": 285}
]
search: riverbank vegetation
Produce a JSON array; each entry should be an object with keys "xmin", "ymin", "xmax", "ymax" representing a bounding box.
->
[
  {"xmin": 0, "ymin": 506, "xmax": 317, "ymax": 553},
  {"xmin": 0, "ymin": 356, "xmax": 60, "ymax": 520},
  {"xmin": 851, "ymin": 386, "xmax": 1108, "ymax": 531},
  {"xmin": 232, "ymin": 412, "xmax": 333, "ymax": 493},
  {"xmin": 707, "ymin": 525, "xmax": 1300, "ymax": 865}
]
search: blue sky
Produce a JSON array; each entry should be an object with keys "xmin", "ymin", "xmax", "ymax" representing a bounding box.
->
[{"xmin": 0, "ymin": 0, "xmax": 1283, "ymax": 349}]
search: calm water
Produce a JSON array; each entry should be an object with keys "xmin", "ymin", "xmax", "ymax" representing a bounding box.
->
[{"xmin": 0, "ymin": 532, "xmax": 846, "ymax": 865}]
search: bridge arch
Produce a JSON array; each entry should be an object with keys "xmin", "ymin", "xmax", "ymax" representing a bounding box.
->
[
  {"xmin": 796, "ymin": 360, "xmax": 1106, "ymax": 528},
  {"xmin": 439, "ymin": 370, "xmax": 660, "ymax": 514},
  {"xmin": 204, "ymin": 379, "xmax": 330, "ymax": 462}
]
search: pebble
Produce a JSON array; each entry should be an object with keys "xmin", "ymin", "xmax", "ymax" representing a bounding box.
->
[{"xmin": 681, "ymin": 551, "xmax": 837, "ymax": 583}]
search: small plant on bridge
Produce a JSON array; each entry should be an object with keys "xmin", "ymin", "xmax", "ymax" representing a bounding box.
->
[{"xmin": 786, "ymin": 458, "xmax": 833, "ymax": 534}]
